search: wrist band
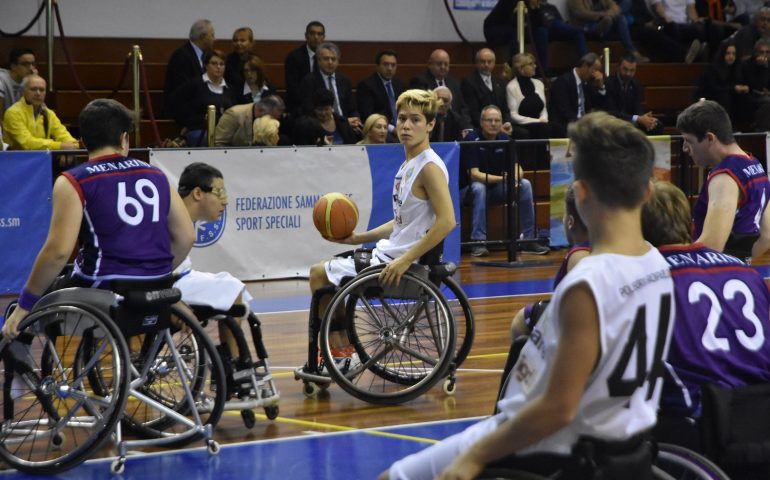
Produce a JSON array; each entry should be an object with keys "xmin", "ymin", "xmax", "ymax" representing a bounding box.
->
[{"xmin": 17, "ymin": 288, "xmax": 41, "ymax": 311}]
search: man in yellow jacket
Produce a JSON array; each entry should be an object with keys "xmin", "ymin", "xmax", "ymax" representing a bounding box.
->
[{"xmin": 3, "ymin": 74, "xmax": 78, "ymax": 150}]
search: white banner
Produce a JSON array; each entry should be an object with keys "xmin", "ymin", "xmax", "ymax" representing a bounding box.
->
[
  {"xmin": 152, "ymin": 146, "xmax": 374, "ymax": 280},
  {"xmin": 151, "ymin": 144, "xmax": 461, "ymax": 281}
]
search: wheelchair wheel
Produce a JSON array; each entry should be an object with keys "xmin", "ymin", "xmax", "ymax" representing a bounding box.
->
[
  {"xmin": 322, "ymin": 266, "xmax": 456, "ymax": 404},
  {"xmin": 119, "ymin": 306, "xmax": 226, "ymax": 445},
  {"xmin": 438, "ymin": 276, "xmax": 474, "ymax": 369},
  {"xmin": 654, "ymin": 443, "xmax": 731, "ymax": 480},
  {"xmin": 0, "ymin": 303, "xmax": 130, "ymax": 474}
]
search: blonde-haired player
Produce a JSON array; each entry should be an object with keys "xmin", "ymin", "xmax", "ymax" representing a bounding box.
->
[{"xmin": 308, "ymin": 89, "xmax": 456, "ymax": 367}]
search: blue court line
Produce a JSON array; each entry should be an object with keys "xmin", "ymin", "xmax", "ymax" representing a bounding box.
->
[
  {"xmin": 249, "ymin": 278, "xmax": 554, "ymax": 315},
  {"xmin": 0, "ymin": 418, "xmax": 480, "ymax": 480}
]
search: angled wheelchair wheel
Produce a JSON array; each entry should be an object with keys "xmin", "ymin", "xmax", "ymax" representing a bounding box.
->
[
  {"xmin": 438, "ymin": 276, "xmax": 474, "ymax": 369},
  {"xmin": 119, "ymin": 306, "xmax": 225, "ymax": 445},
  {"xmin": 0, "ymin": 303, "xmax": 130, "ymax": 474},
  {"xmin": 322, "ymin": 265, "xmax": 456, "ymax": 404},
  {"xmin": 654, "ymin": 443, "xmax": 731, "ymax": 480}
]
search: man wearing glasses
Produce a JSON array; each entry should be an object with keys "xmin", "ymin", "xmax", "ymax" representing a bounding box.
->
[
  {"xmin": 174, "ymin": 162, "xmax": 253, "ymax": 359},
  {"xmin": 0, "ymin": 47, "xmax": 37, "ymax": 122}
]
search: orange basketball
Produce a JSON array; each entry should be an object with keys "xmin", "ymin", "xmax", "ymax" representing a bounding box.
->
[{"xmin": 313, "ymin": 193, "xmax": 359, "ymax": 240}]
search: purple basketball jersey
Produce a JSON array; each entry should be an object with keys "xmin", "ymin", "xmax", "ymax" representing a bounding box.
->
[
  {"xmin": 62, "ymin": 154, "xmax": 173, "ymax": 281},
  {"xmin": 552, "ymin": 241, "xmax": 590, "ymax": 289},
  {"xmin": 693, "ymin": 154, "xmax": 770, "ymax": 240},
  {"xmin": 659, "ymin": 243, "xmax": 770, "ymax": 416}
]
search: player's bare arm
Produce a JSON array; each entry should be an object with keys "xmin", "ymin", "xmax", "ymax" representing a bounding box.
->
[
  {"xmin": 697, "ymin": 173, "xmax": 740, "ymax": 251},
  {"xmin": 2, "ymin": 177, "xmax": 82, "ymax": 337},
  {"xmin": 167, "ymin": 179, "xmax": 195, "ymax": 270},
  {"xmin": 438, "ymin": 283, "xmax": 600, "ymax": 479}
]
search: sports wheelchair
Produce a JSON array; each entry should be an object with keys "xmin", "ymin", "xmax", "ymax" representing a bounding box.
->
[
  {"xmin": 188, "ymin": 303, "xmax": 279, "ymax": 427},
  {"xmin": 0, "ymin": 278, "xmax": 226, "ymax": 475},
  {"xmin": 295, "ymin": 247, "xmax": 475, "ymax": 404},
  {"xmin": 477, "ymin": 438, "xmax": 731, "ymax": 480}
]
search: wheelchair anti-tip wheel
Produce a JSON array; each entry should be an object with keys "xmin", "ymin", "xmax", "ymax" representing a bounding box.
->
[
  {"xmin": 320, "ymin": 264, "xmax": 456, "ymax": 404},
  {"xmin": 0, "ymin": 302, "xmax": 130, "ymax": 474}
]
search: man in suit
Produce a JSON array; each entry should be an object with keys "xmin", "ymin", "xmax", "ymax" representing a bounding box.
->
[
  {"xmin": 162, "ymin": 19, "xmax": 215, "ymax": 118},
  {"xmin": 461, "ymin": 48, "xmax": 515, "ymax": 133},
  {"xmin": 356, "ymin": 50, "xmax": 405, "ymax": 129},
  {"xmin": 298, "ymin": 42, "xmax": 361, "ymax": 130},
  {"xmin": 409, "ymin": 49, "xmax": 472, "ymax": 131},
  {"xmin": 548, "ymin": 52, "xmax": 607, "ymax": 138},
  {"xmin": 284, "ymin": 21, "xmax": 325, "ymax": 113},
  {"xmin": 605, "ymin": 54, "xmax": 663, "ymax": 134},
  {"xmin": 213, "ymin": 95, "xmax": 285, "ymax": 146},
  {"xmin": 430, "ymin": 86, "xmax": 465, "ymax": 143}
]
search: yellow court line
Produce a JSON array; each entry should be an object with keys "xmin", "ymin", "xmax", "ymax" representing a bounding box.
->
[
  {"xmin": 465, "ymin": 352, "xmax": 509, "ymax": 360},
  {"xmin": 242, "ymin": 412, "xmax": 439, "ymax": 445}
]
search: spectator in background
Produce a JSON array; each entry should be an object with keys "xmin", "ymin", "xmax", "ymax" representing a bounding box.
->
[
  {"xmin": 284, "ymin": 21, "xmax": 325, "ymax": 113},
  {"xmin": 292, "ymin": 116, "xmax": 328, "ymax": 146},
  {"xmin": 410, "ymin": 49, "xmax": 472, "ymax": 130},
  {"xmin": 163, "ymin": 19, "xmax": 215, "ymax": 118},
  {"xmin": 507, "ymin": 52, "xmax": 551, "ymax": 169},
  {"xmin": 462, "ymin": 48, "xmax": 514, "ymax": 133},
  {"xmin": 461, "ymin": 105, "xmax": 548, "ymax": 257},
  {"xmin": 430, "ymin": 86, "xmax": 465, "ymax": 142},
  {"xmin": 214, "ymin": 95, "xmax": 285, "ymax": 147},
  {"xmin": 357, "ymin": 114, "xmax": 389, "ymax": 144},
  {"xmin": 170, "ymin": 49, "xmax": 234, "ymax": 147},
  {"xmin": 224, "ymin": 27, "xmax": 254, "ymax": 95},
  {"xmin": 356, "ymin": 50, "xmax": 405, "ymax": 132},
  {"xmin": 3, "ymin": 74, "xmax": 78, "ymax": 151},
  {"xmin": 694, "ymin": 41, "xmax": 749, "ymax": 122},
  {"xmin": 306, "ymin": 89, "xmax": 359, "ymax": 145},
  {"xmin": 605, "ymin": 53, "xmax": 664, "ymax": 134},
  {"xmin": 252, "ymin": 116, "xmax": 280, "ymax": 146},
  {"xmin": 568, "ymin": 0, "xmax": 650, "ymax": 62},
  {"xmin": 732, "ymin": 7, "xmax": 770, "ymax": 60},
  {"xmin": 628, "ymin": 0, "xmax": 704, "ymax": 62},
  {"xmin": 649, "ymin": 0, "xmax": 723, "ymax": 61},
  {"xmin": 548, "ymin": 53, "xmax": 607, "ymax": 138},
  {"xmin": 298, "ymin": 42, "xmax": 361, "ymax": 131},
  {"xmin": 236, "ymin": 55, "xmax": 276, "ymax": 104},
  {"xmin": 528, "ymin": 0, "xmax": 588, "ymax": 76},
  {"xmin": 739, "ymin": 38, "xmax": 770, "ymax": 131},
  {"xmin": 0, "ymin": 47, "xmax": 37, "ymax": 122},
  {"xmin": 506, "ymin": 52, "xmax": 549, "ymax": 140}
]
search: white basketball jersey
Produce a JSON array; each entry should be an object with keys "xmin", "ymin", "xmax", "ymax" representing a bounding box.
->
[
  {"xmin": 375, "ymin": 148, "xmax": 449, "ymax": 261},
  {"xmin": 498, "ymin": 246, "xmax": 675, "ymax": 455}
]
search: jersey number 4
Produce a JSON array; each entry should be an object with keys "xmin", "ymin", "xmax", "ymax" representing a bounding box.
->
[
  {"xmin": 608, "ymin": 294, "xmax": 672, "ymax": 401},
  {"xmin": 117, "ymin": 180, "xmax": 160, "ymax": 226}
]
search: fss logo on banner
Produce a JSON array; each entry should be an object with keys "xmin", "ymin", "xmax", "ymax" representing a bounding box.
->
[{"xmin": 194, "ymin": 209, "xmax": 226, "ymax": 247}]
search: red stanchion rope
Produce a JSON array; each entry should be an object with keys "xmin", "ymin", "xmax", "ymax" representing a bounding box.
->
[
  {"xmin": 53, "ymin": 2, "xmax": 131, "ymax": 100},
  {"xmin": 138, "ymin": 58, "xmax": 162, "ymax": 147},
  {"xmin": 0, "ymin": 2, "xmax": 46, "ymax": 37}
]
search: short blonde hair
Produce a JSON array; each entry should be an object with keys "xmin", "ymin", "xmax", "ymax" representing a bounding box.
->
[
  {"xmin": 396, "ymin": 89, "xmax": 438, "ymax": 123},
  {"xmin": 512, "ymin": 53, "xmax": 536, "ymax": 76},
  {"xmin": 252, "ymin": 116, "xmax": 280, "ymax": 146},
  {"xmin": 358, "ymin": 113, "xmax": 388, "ymax": 144}
]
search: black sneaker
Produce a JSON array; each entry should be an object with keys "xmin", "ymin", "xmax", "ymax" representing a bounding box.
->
[
  {"xmin": 521, "ymin": 243, "xmax": 550, "ymax": 255},
  {"xmin": 471, "ymin": 246, "xmax": 489, "ymax": 257}
]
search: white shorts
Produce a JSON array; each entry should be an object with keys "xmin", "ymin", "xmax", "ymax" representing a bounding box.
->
[
  {"xmin": 174, "ymin": 269, "xmax": 253, "ymax": 312},
  {"xmin": 388, "ymin": 415, "xmax": 503, "ymax": 480},
  {"xmin": 324, "ymin": 249, "xmax": 388, "ymax": 286}
]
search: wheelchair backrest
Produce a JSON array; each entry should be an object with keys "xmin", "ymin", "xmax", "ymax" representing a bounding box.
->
[
  {"xmin": 700, "ymin": 382, "xmax": 770, "ymax": 472},
  {"xmin": 110, "ymin": 276, "xmax": 177, "ymax": 338}
]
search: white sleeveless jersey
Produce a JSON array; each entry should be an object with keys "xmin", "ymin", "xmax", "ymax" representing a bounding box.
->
[
  {"xmin": 375, "ymin": 148, "xmax": 449, "ymax": 261},
  {"xmin": 498, "ymin": 246, "xmax": 675, "ymax": 455}
]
